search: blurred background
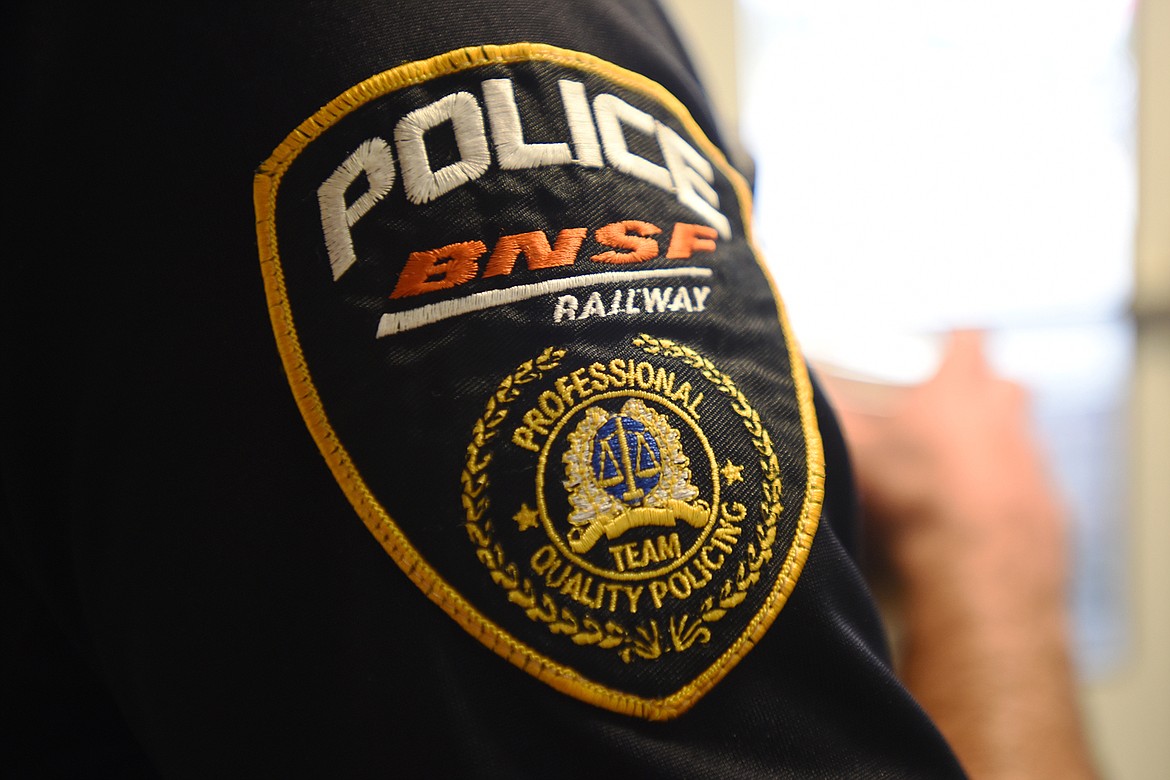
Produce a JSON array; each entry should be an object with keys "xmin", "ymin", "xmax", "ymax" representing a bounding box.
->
[{"xmin": 662, "ymin": 0, "xmax": 1170, "ymax": 777}]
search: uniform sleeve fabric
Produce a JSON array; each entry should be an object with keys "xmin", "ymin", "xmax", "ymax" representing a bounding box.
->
[{"xmin": 2, "ymin": 1, "xmax": 965, "ymax": 776}]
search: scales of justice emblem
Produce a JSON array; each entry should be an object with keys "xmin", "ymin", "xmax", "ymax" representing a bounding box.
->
[
  {"xmin": 462, "ymin": 338, "xmax": 798, "ymax": 696},
  {"xmin": 561, "ymin": 398, "xmax": 711, "ymax": 557}
]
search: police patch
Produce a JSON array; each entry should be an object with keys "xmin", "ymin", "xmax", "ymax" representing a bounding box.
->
[{"xmin": 254, "ymin": 43, "xmax": 823, "ymax": 719}]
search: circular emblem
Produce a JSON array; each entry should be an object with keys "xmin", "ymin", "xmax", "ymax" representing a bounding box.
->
[
  {"xmin": 463, "ymin": 335, "xmax": 790, "ymax": 669},
  {"xmin": 538, "ymin": 393, "xmax": 717, "ymax": 581}
]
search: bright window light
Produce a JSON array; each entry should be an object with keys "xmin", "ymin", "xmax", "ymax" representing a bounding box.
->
[
  {"xmin": 737, "ymin": 0, "xmax": 1137, "ymax": 675},
  {"xmin": 739, "ymin": 0, "xmax": 1135, "ymax": 372}
]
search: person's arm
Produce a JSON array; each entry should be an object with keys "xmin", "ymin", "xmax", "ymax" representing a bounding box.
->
[
  {"xmin": 2, "ymin": 2, "xmax": 968, "ymax": 775},
  {"xmin": 825, "ymin": 331, "xmax": 1098, "ymax": 779}
]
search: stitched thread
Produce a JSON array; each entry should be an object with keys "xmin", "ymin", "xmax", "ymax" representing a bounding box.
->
[
  {"xmin": 591, "ymin": 220, "xmax": 662, "ymax": 264},
  {"xmin": 318, "ymin": 137, "xmax": 396, "ymax": 280},
  {"xmin": 559, "ymin": 79, "xmax": 604, "ymax": 167},
  {"xmin": 395, "ymin": 91, "xmax": 491, "ymax": 204},
  {"xmin": 592, "ymin": 92, "xmax": 674, "ymax": 192},
  {"xmin": 253, "ymin": 42, "xmax": 824, "ymax": 720},
  {"xmin": 483, "ymin": 229, "xmax": 587, "ymax": 277},
  {"xmin": 376, "ymin": 267, "xmax": 713, "ymax": 337},
  {"xmin": 464, "ymin": 339, "xmax": 783, "ymax": 668},
  {"xmin": 483, "ymin": 78, "xmax": 574, "ymax": 169}
]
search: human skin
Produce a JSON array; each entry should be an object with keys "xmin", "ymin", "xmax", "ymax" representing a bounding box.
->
[{"xmin": 823, "ymin": 331, "xmax": 1098, "ymax": 780}]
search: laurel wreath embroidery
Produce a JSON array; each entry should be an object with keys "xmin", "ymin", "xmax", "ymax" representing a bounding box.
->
[{"xmin": 461, "ymin": 336, "xmax": 782, "ymax": 662}]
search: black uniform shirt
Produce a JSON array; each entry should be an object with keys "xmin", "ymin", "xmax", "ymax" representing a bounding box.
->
[{"xmin": 2, "ymin": 1, "xmax": 965, "ymax": 776}]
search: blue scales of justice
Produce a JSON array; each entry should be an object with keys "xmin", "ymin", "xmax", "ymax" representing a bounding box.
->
[{"xmin": 591, "ymin": 415, "xmax": 663, "ymax": 506}]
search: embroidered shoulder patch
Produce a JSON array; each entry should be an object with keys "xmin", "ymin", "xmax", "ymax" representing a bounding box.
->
[{"xmin": 254, "ymin": 43, "xmax": 823, "ymax": 720}]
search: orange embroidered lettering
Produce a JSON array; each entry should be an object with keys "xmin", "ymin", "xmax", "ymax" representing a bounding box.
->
[
  {"xmin": 483, "ymin": 228, "xmax": 588, "ymax": 277},
  {"xmin": 390, "ymin": 240, "xmax": 486, "ymax": 298},
  {"xmin": 665, "ymin": 222, "xmax": 718, "ymax": 259},
  {"xmin": 591, "ymin": 220, "xmax": 662, "ymax": 264}
]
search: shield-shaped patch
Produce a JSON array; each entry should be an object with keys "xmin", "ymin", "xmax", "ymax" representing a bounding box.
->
[{"xmin": 254, "ymin": 43, "xmax": 823, "ymax": 720}]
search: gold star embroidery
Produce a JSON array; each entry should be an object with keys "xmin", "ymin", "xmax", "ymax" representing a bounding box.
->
[
  {"xmin": 720, "ymin": 459, "xmax": 744, "ymax": 486},
  {"xmin": 513, "ymin": 503, "xmax": 539, "ymax": 532}
]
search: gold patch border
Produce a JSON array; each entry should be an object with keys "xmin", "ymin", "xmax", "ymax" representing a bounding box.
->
[{"xmin": 253, "ymin": 42, "xmax": 825, "ymax": 720}]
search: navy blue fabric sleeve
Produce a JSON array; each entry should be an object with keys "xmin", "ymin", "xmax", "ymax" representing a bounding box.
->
[{"xmin": 2, "ymin": 1, "xmax": 964, "ymax": 776}]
